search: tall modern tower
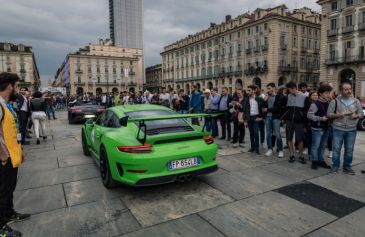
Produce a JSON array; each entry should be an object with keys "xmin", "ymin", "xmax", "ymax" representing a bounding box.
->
[{"xmin": 109, "ymin": 0, "xmax": 144, "ymax": 49}]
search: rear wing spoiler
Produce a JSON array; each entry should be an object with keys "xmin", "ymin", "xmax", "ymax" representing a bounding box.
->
[
  {"xmin": 127, "ymin": 113, "xmax": 218, "ymax": 122},
  {"xmin": 119, "ymin": 113, "xmax": 221, "ymax": 144}
]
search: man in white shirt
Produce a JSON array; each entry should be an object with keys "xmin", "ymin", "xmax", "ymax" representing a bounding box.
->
[{"xmin": 159, "ymin": 88, "xmax": 170, "ymax": 108}]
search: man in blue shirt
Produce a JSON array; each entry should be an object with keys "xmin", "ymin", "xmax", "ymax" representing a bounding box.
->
[
  {"xmin": 189, "ymin": 85, "xmax": 202, "ymax": 125},
  {"xmin": 218, "ymin": 87, "xmax": 233, "ymax": 140}
]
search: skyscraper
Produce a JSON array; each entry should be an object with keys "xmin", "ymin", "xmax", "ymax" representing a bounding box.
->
[{"xmin": 109, "ymin": 0, "xmax": 144, "ymax": 49}]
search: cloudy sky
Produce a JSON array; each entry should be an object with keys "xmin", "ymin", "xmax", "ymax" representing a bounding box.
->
[{"xmin": 0, "ymin": 0, "xmax": 320, "ymax": 85}]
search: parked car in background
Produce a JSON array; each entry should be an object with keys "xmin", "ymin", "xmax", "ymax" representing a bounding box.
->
[{"xmin": 68, "ymin": 102, "xmax": 105, "ymax": 124}]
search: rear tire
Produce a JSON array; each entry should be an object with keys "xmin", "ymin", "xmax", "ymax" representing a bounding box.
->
[
  {"xmin": 81, "ymin": 129, "xmax": 90, "ymax": 156},
  {"xmin": 100, "ymin": 146, "xmax": 119, "ymax": 189}
]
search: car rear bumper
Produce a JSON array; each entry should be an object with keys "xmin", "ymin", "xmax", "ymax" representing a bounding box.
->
[{"xmin": 131, "ymin": 165, "xmax": 218, "ymax": 187}]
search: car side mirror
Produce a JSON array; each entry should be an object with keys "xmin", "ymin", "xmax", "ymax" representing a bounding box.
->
[{"xmin": 119, "ymin": 116, "xmax": 128, "ymax": 127}]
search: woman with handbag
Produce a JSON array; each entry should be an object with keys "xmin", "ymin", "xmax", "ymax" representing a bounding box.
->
[
  {"xmin": 30, "ymin": 91, "xmax": 47, "ymax": 145},
  {"xmin": 231, "ymin": 89, "xmax": 246, "ymax": 148}
]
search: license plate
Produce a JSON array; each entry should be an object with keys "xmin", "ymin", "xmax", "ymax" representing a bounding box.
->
[
  {"xmin": 168, "ymin": 157, "xmax": 200, "ymax": 171},
  {"xmin": 84, "ymin": 115, "xmax": 96, "ymax": 119}
]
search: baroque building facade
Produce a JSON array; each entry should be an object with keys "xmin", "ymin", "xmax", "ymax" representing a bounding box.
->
[
  {"xmin": 161, "ymin": 5, "xmax": 321, "ymax": 94},
  {"xmin": 318, "ymin": 0, "xmax": 365, "ymax": 97},
  {"xmin": 53, "ymin": 39, "xmax": 143, "ymax": 96},
  {"xmin": 0, "ymin": 42, "xmax": 40, "ymax": 90}
]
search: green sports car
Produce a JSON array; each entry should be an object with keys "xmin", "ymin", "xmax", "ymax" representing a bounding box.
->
[{"xmin": 81, "ymin": 104, "xmax": 218, "ymax": 188}]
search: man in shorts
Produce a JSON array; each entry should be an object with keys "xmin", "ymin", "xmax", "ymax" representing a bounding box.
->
[{"xmin": 283, "ymin": 82, "xmax": 308, "ymax": 164}]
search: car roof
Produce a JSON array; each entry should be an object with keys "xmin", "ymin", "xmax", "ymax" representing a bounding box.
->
[{"xmin": 109, "ymin": 104, "xmax": 171, "ymax": 117}]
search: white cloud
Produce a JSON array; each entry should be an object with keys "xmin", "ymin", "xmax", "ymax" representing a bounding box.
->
[{"xmin": 0, "ymin": 0, "xmax": 320, "ymax": 85}]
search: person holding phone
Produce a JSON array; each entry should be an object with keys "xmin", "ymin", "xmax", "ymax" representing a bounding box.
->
[{"xmin": 327, "ymin": 81, "xmax": 364, "ymax": 175}]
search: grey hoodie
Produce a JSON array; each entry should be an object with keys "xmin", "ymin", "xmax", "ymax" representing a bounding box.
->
[{"xmin": 327, "ymin": 96, "xmax": 364, "ymax": 131}]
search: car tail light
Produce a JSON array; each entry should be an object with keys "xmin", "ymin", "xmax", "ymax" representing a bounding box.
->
[
  {"xmin": 203, "ymin": 136, "xmax": 214, "ymax": 145},
  {"xmin": 71, "ymin": 109, "xmax": 82, "ymax": 113},
  {"xmin": 117, "ymin": 145, "xmax": 153, "ymax": 153},
  {"xmin": 97, "ymin": 108, "xmax": 105, "ymax": 113}
]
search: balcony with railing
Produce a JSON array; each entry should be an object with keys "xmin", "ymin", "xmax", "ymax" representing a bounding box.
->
[
  {"xmin": 342, "ymin": 25, "xmax": 354, "ymax": 34},
  {"xmin": 75, "ymin": 69, "xmax": 83, "ymax": 74},
  {"xmin": 278, "ymin": 66, "xmax": 298, "ymax": 73},
  {"xmin": 327, "ymin": 29, "xmax": 338, "ymax": 37},
  {"xmin": 19, "ymin": 69, "xmax": 26, "ymax": 74},
  {"xmin": 74, "ymin": 82, "xmax": 85, "ymax": 86},
  {"xmin": 244, "ymin": 65, "xmax": 268, "ymax": 75},
  {"xmin": 128, "ymin": 82, "xmax": 137, "ymax": 86},
  {"xmin": 129, "ymin": 71, "xmax": 136, "ymax": 76},
  {"xmin": 261, "ymin": 45, "xmax": 268, "ymax": 51},
  {"xmin": 280, "ymin": 44, "xmax": 287, "ymax": 50},
  {"xmin": 359, "ymin": 23, "xmax": 365, "ymax": 31},
  {"xmin": 245, "ymin": 48, "xmax": 252, "ymax": 54},
  {"xmin": 254, "ymin": 47, "xmax": 260, "ymax": 53},
  {"xmin": 325, "ymin": 54, "xmax": 365, "ymax": 65}
]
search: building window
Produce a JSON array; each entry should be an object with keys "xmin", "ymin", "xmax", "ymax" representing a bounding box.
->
[
  {"xmin": 293, "ymin": 37, "xmax": 297, "ymax": 47},
  {"xmin": 293, "ymin": 25, "xmax": 297, "ymax": 33},
  {"xmin": 97, "ymin": 77, "xmax": 100, "ymax": 83},
  {"xmin": 331, "ymin": 1, "xmax": 337, "ymax": 11},
  {"xmin": 331, "ymin": 19, "xmax": 337, "ymax": 30},
  {"xmin": 346, "ymin": 0, "xmax": 353, "ymax": 6},
  {"xmin": 362, "ymin": 11, "xmax": 365, "ymax": 23},
  {"xmin": 237, "ymin": 31, "xmax": 241, "ymax": 38},
  {"xmin": 302, "ymin": 26, "xmax": 305, "ymax": 34},
  {"xmin": 78, "ymin": 77, "xmax": 81, "ymax": 83},
  {"xmin": 346, "ymin": 41, "xmax": 352, "ymax": 48},
  {"xmin": 247, "ymin": 28, "xmax": 251, "ymax": 35},
  {"xmin": 345, "ymin": 15, "xmax": 353, "ymax": 26},
  {"xmin": 264, "ymin": 23, "xmax": 268, "ymax": 31},
  {"xmin": 256, "ymin": 25, "xmax": 259, "ymax": 33}
]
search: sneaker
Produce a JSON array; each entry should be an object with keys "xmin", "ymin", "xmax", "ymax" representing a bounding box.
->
[
  {"xmin": 248, "ymin": 149, "xmax": 255, "ymax": 153},
  {"xmin": 265, "ymin": 149, "xmax": 273, "ymax": 157},
  {"xmin": 7, "ymin": 212, "xmax": 31, "ymax": 223},
  {"xmin": 299, "ymin": 157, "xmax": 307, "ymax": 164},
  {"xmin": 36, "ymin": 139, "xmax": 40, "ymax": 145},
  {"xmin": 278, "ymin": 151, "xmax": 284, "ymax": 158},
  {"xmin": 328, "ymin": 151, "xmax": 333, "ymax": 158},
  {"xmin": 330, "ymin": 167, "xmax": 339, "ymax": 174},
  {"xmin": 318, "ymin": 161, "xmax": 331, "ymax": 169},
  {"xmin": 311, "ymin": 161, "xmax": 318, "ymax": 170},
  {"xmin": 239, "ymin": 143, "xmax": 245, "ymax": 148},
  {"xmin": 303, "ymin": 148, "xmax": 308, "ymax": 155},
  {"xmin": 343, "ymin": 167, "xmax": 356, "ymax": 175},
  {"xmin": 289, "ymin": 156, "xmax": 295, "ymax": 163},
  {"xmin": 0, "ymin": 225, "xmax": 21, "ymax": 237},
  {"xmin": 232, "ymin": 143, "xmax": 238, "ymax": 148},
  {"xmin": 43, "ymin": 136, "xmax": 47, "ymax": 140}
]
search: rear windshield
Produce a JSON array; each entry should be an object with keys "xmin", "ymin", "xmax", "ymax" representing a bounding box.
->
[{"xmin": 125, "ymin": 110, "xmax": 192, "ymax": 134}]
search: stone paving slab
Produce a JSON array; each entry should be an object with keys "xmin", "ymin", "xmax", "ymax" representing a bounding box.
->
[
  {"xmin": 119, "ymin": 180, "xmax": 233, "ymax": 227},
  {"xmin": 309, "ymin": 171, "xmax": 365, "ymax": 203},
  {"xmin": 10, "ymin": 198, "xmax": 140, "ymax": 237},
  {"xmin": 58, "ymin": 155, "xmax": 94, "ymax": 168},
  {"xmin": 120, "ymin": 214, "xmax": 225, "ymax": 237},
  {"xmin": 307, "ymin": 207, "xmax": 365, "ymax": 237},
  {"xmin": 19, "ymin": 156, "xmax": 59, "ymax": 173},
  {"xmin": 14, "ymin": 184, "xmax": 66, "ymax": 214},
  {"xmin": 201, "ymin": 167, "xmax": 296, "ymax": 200},
  {"xmin": 63, "ymin": 178, "xmax": 124, "ymax": 207},
  {"xmin": 199, "ymin": 191, "xmax": 337, "ymax": 237},
  {"xmin": 16, "ymin": 164, "xmax": 99, "ymax": 191}
]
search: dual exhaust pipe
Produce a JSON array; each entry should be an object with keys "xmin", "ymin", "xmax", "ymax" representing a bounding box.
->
[{"xmin": 177, "ymin": 174, "xmax": 194, "ymax": 182}]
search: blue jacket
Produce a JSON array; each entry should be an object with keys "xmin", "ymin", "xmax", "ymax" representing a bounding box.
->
[{"xmin": 189, "ymin": 91, "xmax": 202, "ymax": 112}]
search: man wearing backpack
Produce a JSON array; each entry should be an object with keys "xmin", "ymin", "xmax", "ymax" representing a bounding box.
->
[
  {"xmin": 327, "ymin": 81, "xmax": 364, "ymax": 174},
  {"xmin": 0, "ymin": 72, "xmax": 31, "ymax": 237}
]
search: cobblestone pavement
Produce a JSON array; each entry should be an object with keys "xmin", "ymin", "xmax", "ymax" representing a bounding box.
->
[{"xmin": 10, "ymin": 111, "xmax": 365, "ymax": 237}]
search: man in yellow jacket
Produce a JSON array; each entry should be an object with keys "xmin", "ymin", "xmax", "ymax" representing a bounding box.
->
[{"xmin": 0, "ymin": 72, "xmax": 30, "ymax": 237}]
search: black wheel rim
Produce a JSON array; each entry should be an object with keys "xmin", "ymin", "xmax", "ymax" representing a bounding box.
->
[{"xmin": 100, "ymin": 149, "xmax": 108, "ymax": 181}]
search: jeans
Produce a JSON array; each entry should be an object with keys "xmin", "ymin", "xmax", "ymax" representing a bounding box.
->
[
  {"xmin": 233, "ymin": 117, "xmax": 245, "ymax": 144},
  {"xmin": 265, "ymin": 117, "xmax": 283, "ymax": 151},
  {"xmin": 47, "ymin": 104, "xmax": 56, "ymax": 119},
  {"xmin": 191, "ymin": 110, "xmax": 201, "ymax": 126},
  {"xmin": 204, "ymin": 114, "xmax": 212, "ymax": 132},
  {"xmin": 219, "ymin": 110, "xmax": 231, "ymax": 139},
  {"xmin": 248, "ymin": 116, "xmax": 260, "ymax": 151},
  {"xmin": 259, "ymin": 120, "xmax": 265, "ymax": 144},
  {"xmin": 211, "ymin": 110, "xmax": 219, "ymax": 137},
  {"xmin": 332, "ymin": 128, "xmax": 357, "ymax": 169},
  {"xmin": 311, "ymin": 129, "xmax": 329, "ymax": 161},
  {"xmin": 0, "ymin": 160, "xmax": 18, "ymax": 227}
]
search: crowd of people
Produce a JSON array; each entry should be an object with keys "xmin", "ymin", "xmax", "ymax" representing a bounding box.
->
[{"xmin": 89, "ymin": 81, "xmax": 364, "ymax": 175}]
